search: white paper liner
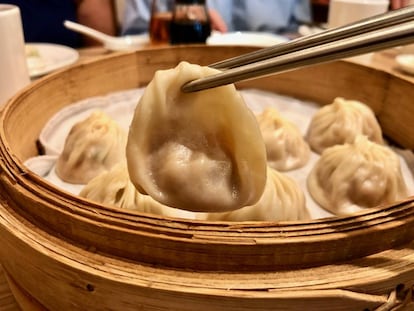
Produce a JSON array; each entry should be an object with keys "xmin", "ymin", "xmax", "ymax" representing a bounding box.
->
[
  {"xmin": 25, "ymin": 88, "xmax": 414, "ymax": 220},
  {"xmin": 39, "ymin": 88, "xmax": 144, "ymax": 155}
]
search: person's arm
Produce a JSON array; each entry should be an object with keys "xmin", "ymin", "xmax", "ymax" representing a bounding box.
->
[
  {"xmin": 209, "ymin": 9, "xmax": 228, "ymax": 33},
  {"xmin": 390, "ymin": 0, "xmax": 410, "ymax": 9},
  {"xmin": 76, "ymin": 0, "xmax": 117, "ymax": 45},
  {"xmin": 121, "ymin": 0, "xmax": 152, "ymax": 35}
]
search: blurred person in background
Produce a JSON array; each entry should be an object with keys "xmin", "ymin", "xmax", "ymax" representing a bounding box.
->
[
  {"xmin": 390, "ymin": 0, "xmax": 412, "ymax": 9},
  {"xmin": 122, "ymin": 0, "xmax": 311, "ymax": 37},
  {"xmin": 1, "ymin": 0, "xmax": 117, "ymax": 47},
  {"xmin": 207, "ymin": 0, "xmax": 311, "ymax": 34}
]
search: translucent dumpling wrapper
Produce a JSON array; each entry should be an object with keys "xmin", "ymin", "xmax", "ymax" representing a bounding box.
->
[
  {"xmin": 80, "ymin": 162, "xmax": 196, "ymax": 219},
  {"xmin": 126, "ymin": 61, "xmax": 267, "ymax": 213},
  {"xmin": 55, "ymin": 110, "xmax": 127, "ymax": 184},
  {"xmin": 307, "ymin": 135, "xmax": 408, "ymax": 215},
  {"xmin": 256, "ymin": 107, "xmax": 310, "ymax": 171},
  {"xmin": 206, "ymin": 167, "xmax": 309, "ymax": 221},
  {"xmin": 306, "ymin": 97, "xmax": 383, "ymax": 154}
]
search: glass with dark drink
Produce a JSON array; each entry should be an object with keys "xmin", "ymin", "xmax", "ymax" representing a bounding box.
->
[
  {"xmin": 311, "ymin": 0, "xmax": 330, "ymax": 24},
  {"xmin": 150, "ymin": 0, "xmax": 174, "ymax": 44},
  {"xmin": 170, "ymin": 0, "xmax": 211, "ymax": 44}
]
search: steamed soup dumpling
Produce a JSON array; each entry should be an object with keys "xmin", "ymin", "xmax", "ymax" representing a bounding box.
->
[
  {"xmin": 80, "ymin": 162, "xmax": 156, "ymax": 212},
  {"xmin": 307, "ymin": 97, "xmax": 383, "ymax": 154},
  {"xmin": 126, "ymin": 61, "xmax": 267, "ymax": 213},
  {"xmin": 207, "ymin": 167, "xmax": 309, "ymax": 221},
  {"xmin": 56, "ymin": 110, "xmax": 127, "ymax": 184},
  {"xmin": 307, "ymin": 135, "xmax": 408, "ymax": 215},
  {"xmin": 80, "ymin": 162, "xmax": 196, "ymax": 219},
  {"xmin": 256, "ymin": 107, "xmax": 310, "ymax": 171}
]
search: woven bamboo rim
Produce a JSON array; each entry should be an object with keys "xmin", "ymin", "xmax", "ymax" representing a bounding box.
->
[{"xmin": 0, "ymin": 46, "xmax": 414, "ymax": 310}]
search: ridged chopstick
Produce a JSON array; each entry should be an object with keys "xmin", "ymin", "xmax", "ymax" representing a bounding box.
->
[
  {"xmin": 210, "ymin": 6, "xmax": 414, "ymax": 70},
  {"xmin": 181, "ymin": 9, "xmax": 414, "ymax": 93}
]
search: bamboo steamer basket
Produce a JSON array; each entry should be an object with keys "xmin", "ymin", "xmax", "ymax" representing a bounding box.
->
[{"xmin": 1, "ymin": 46, "xmax": 414, "ymax": 310}]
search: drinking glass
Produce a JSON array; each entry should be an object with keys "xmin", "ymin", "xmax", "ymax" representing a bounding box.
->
[
  {"xmin": 0, "ymin": 4, "xmax": 30, "ymax": 106},
  {"xmin": 149, "ymin": 0, "xmax": 174, "ymax": 44}
]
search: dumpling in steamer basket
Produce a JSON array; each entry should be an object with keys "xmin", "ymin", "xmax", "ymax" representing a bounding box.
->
[
  {"xmin": 256, "ymin": 107, "xmax": 310, "ymax": 171},
  {"xmin": 306, "ymin": 97, "xmax": 383, "ymax": 154},
  {"xmin": 80, "ymin": 162, "xmax": 196, "ymax": 219},
  {"xmin": 206, "ymin": 167, "xmax": 309, "ymax": 221},
  {"xmin": 55, "ymin": 110, "xmax": 127, "ymax": 184},
  {"xmin": 307, "ymin": 135, "xmax": 408, "ymax": 215},
  {"xmin": 126, "ymin": 61, "xmax": 267, "ymax": 213}
]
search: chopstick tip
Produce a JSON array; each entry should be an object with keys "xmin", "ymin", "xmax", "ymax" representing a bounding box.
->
[{"xmin": 181, "ymin": 81, "xmax": 194, "ymax": 93}]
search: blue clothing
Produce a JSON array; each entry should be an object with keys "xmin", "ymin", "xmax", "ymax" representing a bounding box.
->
[
  {"xmin": 208, "ymin": 0, "xmax": 311, "ymax": 33},
  {"xmin": 1, "ymin": 0, "xmax": 82, "ymax": 47},
  {"xmin": 122, "ymin": 0, "xmax": 153, "ymax": 35},
  {"xmin": 122, "ymin": 0, "xmax": 311, "ymax": 35}
]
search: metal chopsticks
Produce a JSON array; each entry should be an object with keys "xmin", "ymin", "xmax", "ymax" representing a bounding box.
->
[
  {"xmin": 181, "ymin": 7, "xmax": 414, "ymax": 93},
  {"xmin": 210, "ymin": 6, "xmax": 414, "ymax": 69}
]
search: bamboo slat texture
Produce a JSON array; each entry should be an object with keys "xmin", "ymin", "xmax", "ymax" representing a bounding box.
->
[
  {"xmin": 0, "ymin": 265, "xmax": 20, "ymax": 311},
  {"xmin": 1, "ymin": 46, "xmax": 414, "ymax": 310}
]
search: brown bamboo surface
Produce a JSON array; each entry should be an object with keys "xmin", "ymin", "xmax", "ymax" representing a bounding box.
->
[
  {"xmin": 1, "ymin": 195, "xmax": 414, "ymax": 310},
  {"xmin": 1, "ymin": 45, "xmax": 414, "ymax": 310},
  {"xmin": 0, "ymin": 265, "xmax": 20, "ymax": 311},
  {"xmin": 0, "ymin": 47, "xmax": 114, "ymax": 311}
]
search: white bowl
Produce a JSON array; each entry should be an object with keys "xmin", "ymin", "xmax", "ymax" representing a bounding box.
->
[{"xmin": 206, "ymin": 31, "xmax": 287, "ymax": 47}]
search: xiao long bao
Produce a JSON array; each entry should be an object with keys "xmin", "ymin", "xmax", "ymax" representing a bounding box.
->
[
  {"xmin": 55, "ymin": 110, "xmax": 127, "ymax": 184},
  {"xmin": 206, "ymin": 167, "xmax": 310, "ymax": 222},
  {"xmin": 80, "ymin": 162, "xmax": 196, "ymax": 219},
  {"xmin": 126, "ymin": 61, "xmax": 267, "ymax": 213},
  {"xmin": 306, "ymin": 97, "xmax": 384, "ymax": 154},
  {"xmin": 80, "ymin": 162, "xmax": 166, "ymax": 213},
  {"xmin": 256, "ymin": 107, "xmax": 310, "ymax": 171},
  {"xmin": 307, "ymin": 135, "xmax": 408, "ymax": 215}
]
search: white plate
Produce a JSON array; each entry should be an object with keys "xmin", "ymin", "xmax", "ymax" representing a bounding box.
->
[
  {"xmin": 206, "ymin": 31, "xmax": 288, "ymax": 47},
  {"xmin": 297, "ymin": 24, "xmax": 325, "ymax": 37},
  {"xmin": 26, "ymin": 43, "xmax": 79, "ymax": 78},
  {"xmin": 395, "ymin": 54, "xmax": 414, "ymax": 75}
]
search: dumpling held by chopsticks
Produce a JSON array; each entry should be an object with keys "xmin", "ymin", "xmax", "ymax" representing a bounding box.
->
[{"xmin": 126, "ymin": 61, "xmax": 267, "ymax": 213}]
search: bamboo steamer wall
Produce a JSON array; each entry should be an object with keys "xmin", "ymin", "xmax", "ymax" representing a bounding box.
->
[{"xmin": 1, "ymin": 46, "xmax": 414, "ymax": 310}]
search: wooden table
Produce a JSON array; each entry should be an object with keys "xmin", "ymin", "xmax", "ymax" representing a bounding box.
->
[{"xmin": 1, "ymin": 45, "xmax": 413, "ymax": 311}]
